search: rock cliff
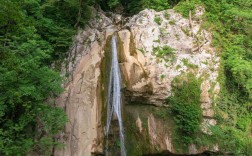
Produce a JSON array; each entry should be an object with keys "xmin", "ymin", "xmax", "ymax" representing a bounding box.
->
[{"xmin": 55, "ymin": 7, "xmax": 220, "ymax": 155}]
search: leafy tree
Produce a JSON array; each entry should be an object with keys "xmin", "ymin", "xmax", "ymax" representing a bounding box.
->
[
  {"xmin": 98, "ymin": 0, "xmax": 182, "ymax": 15},
  {"xmin": 125, "ymin": 0, "xmax": 171, "ymax": 14},
  {"xmin": 108, "ymin": 0, "xmax": 121, "ymax": 9},
  {"xmin": 0, "ymin": 0, "xmax": 94, "ymax": 155}
]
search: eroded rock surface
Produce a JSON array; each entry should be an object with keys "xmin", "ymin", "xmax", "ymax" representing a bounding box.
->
[
  {"xmin": 119, "ymin": 8, "xmax": 219, "ymax": 154},
  {"xmin": 56, "ymin": 7, "xmax": 220, "ymax": 156},
  {"xmin": 121, "ymin": 9, "xmax": 219, "ymax": 106},
  {"xmin": 55, "ymin": 9, "xmax": 117, "ymax": 156}
]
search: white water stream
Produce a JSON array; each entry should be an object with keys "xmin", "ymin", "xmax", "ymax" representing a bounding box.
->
[{"xmin": 106, "ymin": 35, "xmax": 126, "ymax": 156}]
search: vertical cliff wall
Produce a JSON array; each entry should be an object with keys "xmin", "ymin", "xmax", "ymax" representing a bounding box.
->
[
  {"xmin": 54, "ymin": 10, "xmax": 118, "ymax": 156},
  {"xmin": 116, "ymin": 8, "xmax": 220, "ymax": 154},
  {"xmin": 55, "ymin": 7, "xmax": 220, "ymax": 156}
]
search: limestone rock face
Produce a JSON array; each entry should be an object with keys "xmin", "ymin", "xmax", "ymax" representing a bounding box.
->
[
  {"xmin": 120, "ymin": 9, "xmax": 219, "ymax": 106},
  {"xmin": 55, "ymin": 7, "xmax": 220, "ymax": 156},
  {"xmin": 54, "ymin": 10, "xmax": 116, "ymax": 156},
  {"xmin": 119, "ymin": 8, "xmax": 219, "ymax": 154}
]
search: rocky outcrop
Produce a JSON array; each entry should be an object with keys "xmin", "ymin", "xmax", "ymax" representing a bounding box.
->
[
  {"xmin": 119, "ymin": 8, "xmax": 220, "ymax": 154},
  {"xmin": 54, "ymin": 9, "xmax": 117, "ymax": 156},
  {"xmin": 120, "ymin": 8, "xmax": 219, "ymax": 106},
  {"xmin": 55, "ymin": 7, "xmax": 220, "ymax": 156}
]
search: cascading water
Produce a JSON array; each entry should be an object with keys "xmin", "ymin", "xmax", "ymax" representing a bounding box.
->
[{"xmin": 105, "ymin": 35, "xmax": 126, "ymax": 156}]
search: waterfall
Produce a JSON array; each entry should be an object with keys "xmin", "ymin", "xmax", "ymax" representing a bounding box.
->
[{"xmin": 106, "ymin": 35, "xmax": 126, "ymax": 156}]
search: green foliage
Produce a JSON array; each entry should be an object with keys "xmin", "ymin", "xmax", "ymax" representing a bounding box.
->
[
  {"xmin": 99, "ymin": 0, "xmax": 182, "ymax": 15},
  {"xmin": 174, "ymin": 0, "xmax": 202, "ymax": 18},
  {"xmin": 1, "ymin": 0, "xmax": 251, "ymax": 154},
  {"xmin": 167, "ymin": 73, "xmax": 202, "ymax": 145},
  {"xmin": 153, "ymin": 45, "xmax": 175, "ymax": 62},
  {"xmin": 176, "ymin": 64, "xmax": 182, "ymax": 70},
  {"xmin": 153, "ymin": 107, "xmax": 170, "ymax": 120},
  {"xmin": 190, "ymin": 0, "xmax": 252, "ymax": 154},
  {"xmin": 124, "ymin": 0, "xmax": 181, "ymax": 15},
  {"xmin": 107, "ymin": 0, "xmax": 121, "ymax": 9},
  {"xmin": 40, "ymin": 0, "xmax": 94, "ymax": 60},
  {"xmin": 0, "ymin": 0, "xmax": 94, "ymax": 155},
  {"xmin": 160, "ymin": 74, "xmax": 165, "ymax": 79},
  {"xmin": 143, "ymin": 0, "xmax": 170, "ymax": 11},
  {"xmin": 124, "ymin": 105, "xmax": 151, "ymax": 156},
  {"xmin": 168, "ymin": 19, "xmax": 176, "ymax": 25},
  {"xmin": 154, "ymin": 15, "xmax": 162, "ymax": 25},
  {"xmin": 127, "ymin": 0, "xmax": 170, "ymax": 13},
  {"xmin": 210, "ymin": 125, "xmax": 252, "ymax": 156},
  {"xmin": 164, "ymin": 11, "xmax": 171, "ymax": 19},
  {"xmin": 153, "ymin": 45, "xmax": 176, "ymax": 63},
  {"xmin": 182, "ymin": 58, "xmax": 198, "ymax": 69},
  {"xmin": 213, "ymin": 88, "xmax": 252, "ymax": 155},
  {"xmin": 137, "ymin": 48, "xmax": 145, "ymax": 54}
]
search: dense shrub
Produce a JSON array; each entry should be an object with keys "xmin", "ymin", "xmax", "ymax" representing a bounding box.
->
[
  {"xmin": 167, "ymin": 73, "xmax": 202, "ymax": 145},
  {"xmin": 174, "ymin": 0, "xmax": 202, "ymax": 17},
  {"xmin": 0, "ymin": 0, "xmax": 94, "ymax": 155},
  {"xmin": 174, "ymin": 0, "xmax": 252, "ymax": 154},
  {"xmin": 101, "ymin": 0, "xmax": 181, "ymax": 15}
]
